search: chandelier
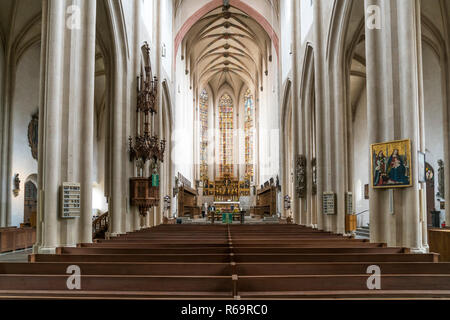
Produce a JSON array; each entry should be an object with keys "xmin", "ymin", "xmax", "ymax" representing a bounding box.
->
[{"xmin": 129, "ymin": 42, "xmax": 166, "ymax": 176}]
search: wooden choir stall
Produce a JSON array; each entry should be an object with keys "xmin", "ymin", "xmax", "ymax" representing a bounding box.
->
[
  {"xmin": 178, "ymin": 185, "xmax": 201, "ymax": 218},
  {"xmin": 251, "ymin": 185, "xmax": 277, "ymax": 218}
]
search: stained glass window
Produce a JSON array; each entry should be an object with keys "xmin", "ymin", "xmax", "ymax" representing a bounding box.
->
[
  {"xmin": 244, "ymin": 89, "xmax": 254, "ymax": 179},
  {"xmin": 219, "ymin": 94, "xmax": 234, "ymax": 176},
  {"xmin": 199, "ymin": 89, "xmax": 209, "ymax": 180}
]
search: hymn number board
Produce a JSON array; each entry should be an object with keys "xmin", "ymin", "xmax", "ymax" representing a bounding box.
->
[
  {"xmin": 61, "ymin": 183, "xmax": 81, "ymax": 218},
  {"xmin": 345, "ymin": 192, "xmax": 353, "ymax": 215},
  {"xmin": 322, "ymin": 192, "xmax": 336, "ymax": 215}
]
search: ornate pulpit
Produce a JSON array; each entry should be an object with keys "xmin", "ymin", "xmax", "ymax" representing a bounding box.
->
[{"xmin": 128, "ymin": 42, "xmax": 165, "ymax": 217}]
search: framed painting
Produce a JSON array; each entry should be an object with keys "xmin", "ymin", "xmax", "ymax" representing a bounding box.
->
[{"xmin": 370, "ymin": 139, "xmax": 412, "ymax": 188}]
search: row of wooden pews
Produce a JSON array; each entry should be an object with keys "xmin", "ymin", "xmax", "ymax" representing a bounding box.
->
[{"xmin": 0, "ymin": 224, "xmax": 449, "ymax": 299}]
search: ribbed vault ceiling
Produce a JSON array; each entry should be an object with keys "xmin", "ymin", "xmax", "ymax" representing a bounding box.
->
[{"xmin": 182, "ymin": 5, "xmax": 272, "ymax": 93}]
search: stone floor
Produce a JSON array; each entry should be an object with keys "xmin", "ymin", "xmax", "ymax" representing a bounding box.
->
[{"xmin": 0, "ymin": 248, "xmax": 32, "ymax": 262}]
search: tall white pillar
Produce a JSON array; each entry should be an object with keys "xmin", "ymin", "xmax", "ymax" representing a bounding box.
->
[
  {"xmin": 35, "ymin": 0, "xmax": 97, "ymax": 252},
  {"xmin": 396, "ymin": 0, "xmax": 425, "ymax": 251},
  {"xmin": 313, "ymin": 0, "xmax": 326, "ymax": 231},
  {"xmin": 290, "ymin": 0, "xmax": 301, "ymax": 225},
  {"xmin": 79, "ymin": 0, "xmax": 97, "ymax": 243},
  {"xmin": 365, "ymin": 0, "xmax": 426, "ymax": 250},
  {"xmin": 110, "ymin": 46, "xmax": 125, "ymax": 236},
  {"xmin": 35, "ymin": 0, "xmax": 65, "ymax": 253}
]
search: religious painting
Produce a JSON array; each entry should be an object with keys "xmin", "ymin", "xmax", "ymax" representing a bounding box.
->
[{"xmin": 370, "ymin": 139, "xmax": 412, "ymax": 188}]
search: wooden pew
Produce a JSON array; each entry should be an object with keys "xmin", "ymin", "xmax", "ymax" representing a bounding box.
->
[
  {"xmin": 0, "ymin": 275, "xmax": 233, "ymax": 298},
  {"xmin": 235, "ymin": 262, "xmax": 450, "ymax": 275},
  {"xmin": 0, "ymin": 227, "xmax": 36, "ymax": 253},
  {"xmin": 0, "ymin": 224, "xmax": 449, "ymax": 299},
  {"xmin": 30, "ymin": 253, "xmax": 233, "ymax": 263},
  {"xmin": 236, "ymin": 275, "xmax": 450, "ymax": 298},
  {"xmin": 0, "ymin": 262, "xmax": 232, "ymax": 276},
  {"xmin": 233, "ymin": 253, "xmax": 439, "ymax": 263}
]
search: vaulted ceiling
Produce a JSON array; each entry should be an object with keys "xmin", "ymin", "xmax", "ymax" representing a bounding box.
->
[
  {"xmin": 182, "ymin": 4, "xmax": 272, "ymax": 94},
  {"xmin": 173, "ymin": 0, "xmax": 280, "ymax": 19}
]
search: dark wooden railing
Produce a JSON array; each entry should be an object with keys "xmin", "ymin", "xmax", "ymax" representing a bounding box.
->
[{"xmin": 92, "ymin": 212, "xmax": 109, "ymax": 240}]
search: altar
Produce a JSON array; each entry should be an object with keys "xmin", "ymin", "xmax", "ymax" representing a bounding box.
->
[{"xmin": 212, "ymin": 201, "xmax": 241, "ymax": 223}]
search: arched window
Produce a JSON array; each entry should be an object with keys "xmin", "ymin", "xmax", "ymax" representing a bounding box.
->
[
  {"xmin": 199, "ymin": 89, "xmax": 209, "ymax": 181},
  {"xmin": 244, "ymin": 89, "xmax": 254, "ymax": 180},
  {"xmin": 219, "ymin": 94, "xmax": 234, "ymax": 176}
]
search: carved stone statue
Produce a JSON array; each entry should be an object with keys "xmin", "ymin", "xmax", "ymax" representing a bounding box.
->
[
  {"xmin": 13, "ymin": 174, "xmax": 20, "ymax": 197},
  {"xmin": 27, "ymin": 112, "xmax": 39, "ymax": 160},
  {"xmin": 295, "ymin": 155, "xmax": 307, "ymax": 198},
  {"xmin": 437, "ymin": 159, "xmax": 445, "ymax": 198},
  {"xmin": 311, "ymin": 158, "xmax": 317, "ymax": 195}
]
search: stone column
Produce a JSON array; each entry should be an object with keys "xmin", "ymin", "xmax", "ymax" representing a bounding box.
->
[
  {"xmin": 35, "ymin": 0, "xmax": 97, "ymax": 252},
  {"xmin": 290, "ymin": 0, "xmax": 300, "ymax": 224},
  {"xmin": 396, "ymin": 0, "xmax": 425, "ymax": 251},
  {"xmin": 365, "ymin": 0, "xmax": 426, "ymax": 250},
  {"xmin": 313, "ymin": 0, "xmax": 326, "ymax": 231},
  {"xmin": 79, "ymin": 0, "xmax": 97, "ymax": 243},
  {"xmin": 154, "ymin": 0, "xmax": 163, "ymax": 227},
  {"xmin": 304, "ymin": 61, "xmax": 314, "ymax": 228},
  {"xmin": 109, "ymin": 42, "xmax": 124, "ymax": 236},
  {"xmin": 34, "ymin": 0, "xmax": 65, "ymax": 253},
  {"xmin": 364, "ymin": 0, "xmax": 394, "ymax": 244},
  {"xmin": 126, "ymin": 0, "xmax": 142, "ymax": 233}
]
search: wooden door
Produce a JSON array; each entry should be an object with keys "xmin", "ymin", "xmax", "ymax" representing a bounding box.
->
[
  {"xmin": 24, "ymin": 181, "xmax": 37, "ymax": 226},
  {"xmin": 425, "ymin": 163, "xmax": 435, "ymax": 227}
]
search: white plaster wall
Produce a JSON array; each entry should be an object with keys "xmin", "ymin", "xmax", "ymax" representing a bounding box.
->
[
  {"xmin": 92, "ymin": 109, "xmax": 108, "ymax": 215},
  {"xmin": 10, "ymin": 45, "xmax": 40, "ymax": 227},
  {"xmin": 173, "ymin": 50, "xmax": 194, "ymax": 182},
  {"xmin": 280, "ymin": 0, "xmax": 292, "ymax": 81},
  {"xmin": 300, "ymin": 0, "xmax": 313, "ymax": 42},
  {"xmin": 140, "ymin": 5, "xmax": 153, "ymax": 67},
  {"xmin": 423, "ymin": 42, "xmax": 446, "ymax": 223},
  {"xmin": 161, "ymin": 0, "xmax": 173, "ymax": 81},
  {"xmin": 259, "ymin": 42, "xmax": 280, "ymax": 183},
  {"xmin": 352, "ymin": 88, "xmax": 369, "ymax": 227},
  {"xmin": 142, "ymin": 0, "xmax": 154, "ymax": 45}
]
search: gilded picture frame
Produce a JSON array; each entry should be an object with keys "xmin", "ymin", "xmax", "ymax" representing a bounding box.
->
[{"xmin": 370, "ymin": 139, "xmax": 412, "ymax": 189}]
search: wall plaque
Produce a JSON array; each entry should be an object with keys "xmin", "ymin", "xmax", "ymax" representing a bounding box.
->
[
  {"xmin": 61, "ymin": 183, "xmax": 81, "ymax": 218},
  {"xmin": 322, "ymin": 192, "xmax": 336, "ymax": 215},
  {"xmin": 345, "ymin": 192, "xmax": 353, "ymax": 215}
]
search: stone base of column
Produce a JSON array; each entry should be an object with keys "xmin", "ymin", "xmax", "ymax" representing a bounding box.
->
[
  {"xmin": 410, "ymin": 247, "xmax": 428, "ymax": 254},
  {"xmin": 107, "ymin": 232, "xmax": 124, "ymax": 239},
  {"xmin": 33, "ymin": 245, "xmax": 56, "ymax": 254}
]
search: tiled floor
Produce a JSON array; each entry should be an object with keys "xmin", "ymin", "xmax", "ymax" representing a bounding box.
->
[{"xmin": 0, "ymin": 249, "xmax": 32, "ymax": 262}]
